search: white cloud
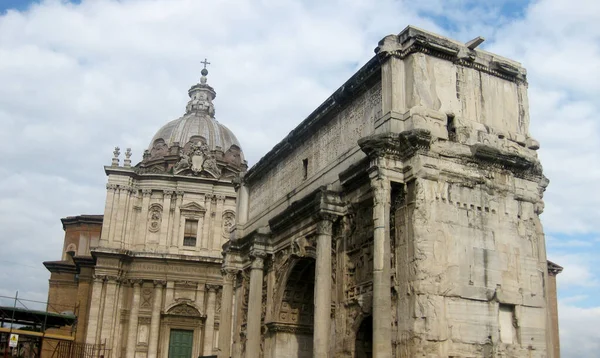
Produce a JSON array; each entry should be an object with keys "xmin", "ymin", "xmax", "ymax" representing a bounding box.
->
[
  {"xmin": 0, "ymin": 0, "xmax": 598, "ymax": 357},
  {"xmin": 558, "ymin": 302, "xmax": 600, "ymax": 357}
]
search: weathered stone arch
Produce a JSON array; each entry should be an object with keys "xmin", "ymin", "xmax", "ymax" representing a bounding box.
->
[{"xmin": 274, "ymin": 258, "xmax": 315, "ymax": 325}]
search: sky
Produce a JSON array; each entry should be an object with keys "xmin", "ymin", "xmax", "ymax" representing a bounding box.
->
[{"xmin": 0, "ymin": 0, "xmax": 598, "ymax": 356}]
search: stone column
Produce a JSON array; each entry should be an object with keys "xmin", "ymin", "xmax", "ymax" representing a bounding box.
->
[
  {"xmin": 313, "ymin": 215, "xmax": 334, "ymax": 358},
  {"xmin": 148, "ymin": 280, "xmax": 165, "ymax": 358},
  {"xmin": 371, "ymin": 174, "xmax": 392, "ymax": 357},
  {"xmin": 245, "ymin": 251, "xmax": 266, "ymax": 358},
  {"xmin": 126, "ymin": 280, "xmax": 142, "ymax": 357},
  {"xmin": 100, "ymin": 276, "xmax": 119, "ymax": 347},
  {"xmin": 159, "ymin": 190, "xmax": 173, "ymax": 249},
  {"xmin": 85, "ymin": 275, "xmax": 105, "ymax": 345},
  {"xmin": 203, "ymin": 285, "xmax": 219, "ymax": 356},
  {"xmin": 171, "ymin": 191, "xmax": 184, "ymax": 248},
  {"xmin": 218, "ymin": 269, "xmax": 237, "ymax": 358}
]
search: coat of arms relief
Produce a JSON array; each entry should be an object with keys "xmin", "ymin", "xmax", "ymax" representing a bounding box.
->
[{"xmin": 174, "ymin": 142, "xmax": 221, "ymax": 178}]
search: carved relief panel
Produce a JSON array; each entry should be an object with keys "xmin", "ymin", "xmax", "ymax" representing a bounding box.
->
[
  {"xmin": 344, "ymin": 201, "xmax": 374, "ymax": 301},
  {"xmin": 148, "ymin": 204, "xmax": 162, "ymax": 233}
]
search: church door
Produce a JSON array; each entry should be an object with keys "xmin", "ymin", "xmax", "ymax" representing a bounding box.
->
[{"xmin": 168, "ymin": 329, "xmax": 193, "ymax": 358}]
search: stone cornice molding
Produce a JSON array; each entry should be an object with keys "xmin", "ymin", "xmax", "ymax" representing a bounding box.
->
[
  {"xmin": 375, "ymin": 26, "xmax": 527, "ymax": 85},
  {"xmin": 547, "ymin": 260, "xmax": 563, "ymax": 276},
  {"xmin": 265, "ymin": 322, "xmax": 313, "ymax": 335},
  {"xmin": 358, "ymin": 130, "xmax": 431, "ymax": 162}
]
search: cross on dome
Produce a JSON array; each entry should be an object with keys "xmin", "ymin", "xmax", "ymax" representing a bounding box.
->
[{"xmin": 200, "ymin": 58, "xmax": 210, "ymax": 84}]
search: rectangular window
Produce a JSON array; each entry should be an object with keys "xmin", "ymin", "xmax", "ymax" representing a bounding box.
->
[
  {"xmin": 302, "ymin": 158, "xmax": 308, "ymax": 179},
  {"xmin": 183, "ymin": 219, "xmax": 198, "ymax": 247}
]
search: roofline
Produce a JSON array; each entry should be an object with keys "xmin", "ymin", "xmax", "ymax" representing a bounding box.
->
[
  {"xmin": 244, "ymin": 55, "xmax": 381, "ymax": 184},
  {"xmin": 60, "ymin": 215, "xmax": 103, "ymax": 230}
]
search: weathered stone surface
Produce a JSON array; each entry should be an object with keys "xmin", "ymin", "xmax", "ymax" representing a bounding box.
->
[{"xmin": 224, "ymin": 25, "xmax": 556, "ymax": 358}]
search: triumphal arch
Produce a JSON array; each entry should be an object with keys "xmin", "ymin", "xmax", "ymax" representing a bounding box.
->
[{"xmin": 221, "ymin": 26, "xmax": 557, "ymax": 358}]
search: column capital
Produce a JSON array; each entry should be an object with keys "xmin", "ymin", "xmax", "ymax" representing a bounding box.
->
[
  {"xmin": 163, "ymin": 189, "xmax": 174, "ymax": 197},
  {"xmin": 175, "ymin": 190, "xmax": 185, "ymax": 197},
  {"xmin": 370, "ymin": 176, "xmax": 391, "ymax": 207},
  {"xmin": 142, "ymin": 189, "xmax": 153, "ymax": 197},
  {"xmin": 153, "ymin": 280, "xmax": 167, "ymax": 287},
  {"xmin": 129, "ymin": 279, "xmax": 144, "ymax": 286},
  {"xmin": 249, "ymin": 250, "xmax": 267, "ymax": 269},
  {"xmin": 206, "ymin": 284, "xmax": 221, "ymax": 293},
  {"xmin": 92, "ymin": 274, "xmax": 107, "ymax": 283},
  {"xmin": 105, "ymin": 275, "xmax": 119, "ymax": 283},
  {"xmin": 106, "ymin": 183, "xmax": 118, "ymax": 191},
  {"xmin": 221, "ymin": 268, "xmax": 239, "ymax": 281}
]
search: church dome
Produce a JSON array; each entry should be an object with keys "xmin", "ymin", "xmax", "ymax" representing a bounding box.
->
[
  {"xmin": 149, "ymin": 113, "xmax": 242, "ymax": 158},
  {"xmin": 142, "ymin": 66, "xmax": 246, "ymax": 176}
]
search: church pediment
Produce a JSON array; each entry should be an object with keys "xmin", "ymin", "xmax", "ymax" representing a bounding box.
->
[{"xmin": 180, "ymin": 202, "xmax": 205, "ymax": 213}]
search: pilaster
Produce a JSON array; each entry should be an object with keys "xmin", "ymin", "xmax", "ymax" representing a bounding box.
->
[
  {"xmin": 148, "ymin": 280, "xmax": 166, "ymax": 358},
  {"xmin": 171, "ymin": 191, "xmax": 184, "ymax": 248},
  {"xmin": 137, "ymin": 189, "xmax": 152, "ymax": 249},
  {"xmin": 125, "ymin": 279, "xmax": 143, "ymax": 357},
  {"xmin": 85, "ymin": 274, "xmax": 105, "ymax": 345},
  {"xmin": 159, "ymin": 190, "xmax": 173, "ymax": 249},
  {"xmin": 100, "ymin": 275, "xmax": 119, "ymax": 348}
]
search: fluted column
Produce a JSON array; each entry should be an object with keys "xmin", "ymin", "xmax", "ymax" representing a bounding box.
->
[
  {"xmin": 159, "ymin": 190, "xmax": 173, "ymax": 249},
  {"xmin": 148, "ymin": 280, "xmax": 165, "ymax": 358},
  {"xmin": 314, "ymin": 215, "xmax": 334, "ymax": 358},
  {"xmin": 218, "ymin": 269, "xmax": 237, "ymax": 358},
  {"xmin": 126, "ymin": 280, "xmax": 142, "ymax": 357},
  {"xmin": 100, "ymin": 276, "xmax": 119, "ymax": 348},
  {"xmin": 85, "ymin": 275, "xmax": 105, "ymax": 344},
  {"xmin": 245, "ymin": 251, "xmax": 266, "ymax": 358},
  {"xmin": 203, "ymin": 285, "xmax": 219, "ymax": 356},
  {"xmin": 370, "ymin": 173, "xmax": 392, "ymax": 357}
]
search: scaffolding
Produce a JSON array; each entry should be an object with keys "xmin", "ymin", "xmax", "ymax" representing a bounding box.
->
[{"xmin": 0, "ymin": 292, "xmax": 110, "ymax": 358}]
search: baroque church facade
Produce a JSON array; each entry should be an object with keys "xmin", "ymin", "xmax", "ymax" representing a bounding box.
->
[{"xmin": 45, "ymin": 26, "xmax": 562, "ymax": 358}]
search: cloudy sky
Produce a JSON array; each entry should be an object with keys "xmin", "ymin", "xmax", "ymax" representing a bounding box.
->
[{"xmin": 0, "ymin": 0, "xmax": 598, "ymax": 356}]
